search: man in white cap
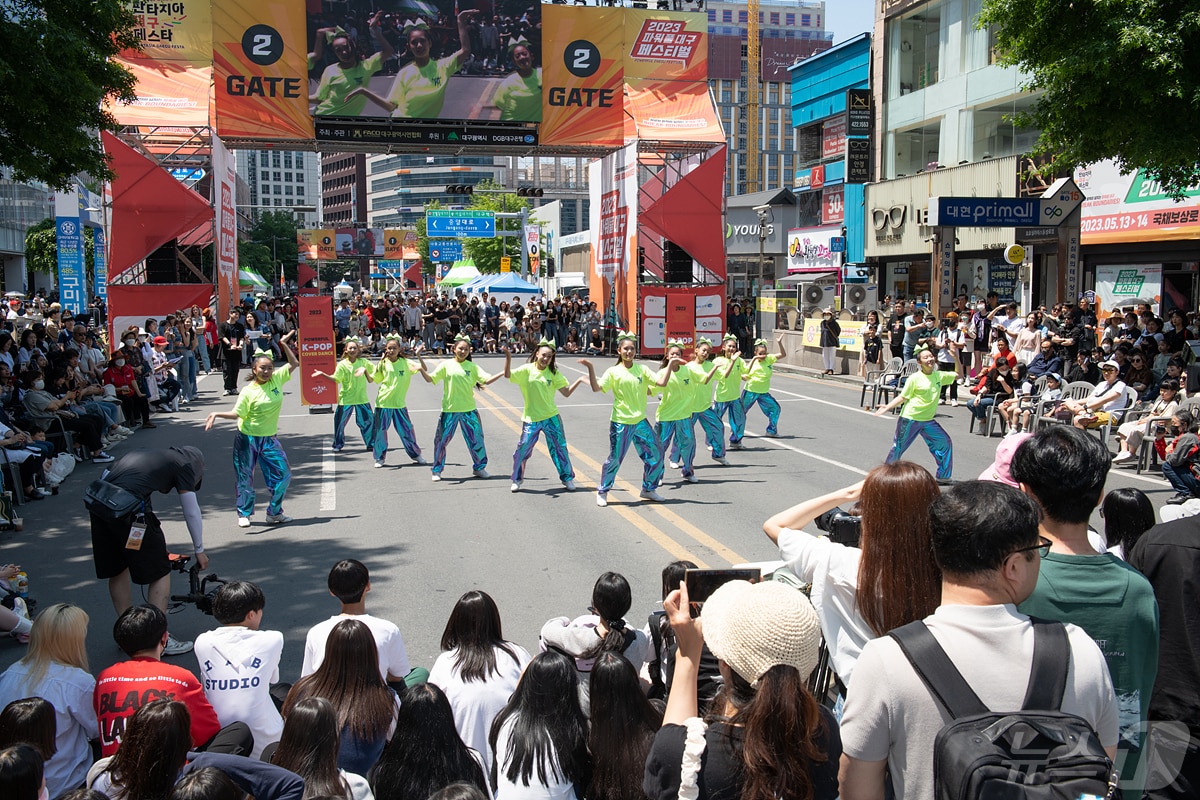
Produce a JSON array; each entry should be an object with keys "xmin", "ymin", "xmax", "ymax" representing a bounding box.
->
[{"xmin": 1061, "ymin": 358, "xmax": 1127, "ymax": 429}]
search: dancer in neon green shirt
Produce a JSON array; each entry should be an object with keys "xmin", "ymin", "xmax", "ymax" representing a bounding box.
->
[
  {"xmin": 493, "ymin": 40, "xmax": 542, "ymax": 121},
  {"xmin": 419, "ymin": 334, "xmax": 503, "ymax": 481},
  {"xmin": 311, "ymin": 13, "xmax": 394, "ymax": 117},
  {"xmin": 371, "ymin": 334, "xmax": 428, "ymax": 468},
  {"xmin": 742, "ymin": 334, "xmax": 787, "ymax": 437},
  {"xmin": 656, "ymin": 340, "xmax": 709, "ymax": 483},
  {"xmin": 311, "ymin": 337, "xmax": 374, "ymax": 452},
  {"xmin": 503, "ymin": 339, "xmax": 586, "ymax": 493}
]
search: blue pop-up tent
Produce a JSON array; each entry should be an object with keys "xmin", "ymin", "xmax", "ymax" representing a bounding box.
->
[{"xmin": 465, "ymin": 272, "xmax": 540, "ymax": 295}]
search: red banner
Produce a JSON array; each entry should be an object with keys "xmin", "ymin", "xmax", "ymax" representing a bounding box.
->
[
  {"xmin": 297, "ymin": 296, "xmax": 336, "ymax": 406},
  {"xmin": 822, "ymin": 185, "xmax": 845, "ymax": 225},
  {"xmin": 665, "ymin": 292, "xmax": 695, "ymax": 350},
  {"xmin": 639, "ymin": 285, "xmax": 724, "ymax": 356}
]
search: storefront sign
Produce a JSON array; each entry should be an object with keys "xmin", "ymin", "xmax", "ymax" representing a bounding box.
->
[
  {"xmin": 822, "ymin": 119, "xmax": 846, "ymax": 159},
  {"xmin": 846, "ymin": 137, "xmax": 870, "ymax": 184},
  {"xmin": 822, "ymin": 185, "xmax": 845, "ymax": 225},
  {"xmin": 1094, "ymin": 264, "xmax": 1161, "ymax": 317},
  {"xmin": 787, "ymin": 226, "xmax": 842, "ymax": 273},
  {"xmin": 1077, "ymin": 159, "xmax": 1200, "ymax": 244},
  {"xmin": 846, "ymin": 89, "xmax": 870, "ymax": 134}
]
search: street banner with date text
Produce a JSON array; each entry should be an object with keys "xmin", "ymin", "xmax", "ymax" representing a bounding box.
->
[{"xmin": 298, "ymin": 296, "xmax": 337, "ymax": 406}]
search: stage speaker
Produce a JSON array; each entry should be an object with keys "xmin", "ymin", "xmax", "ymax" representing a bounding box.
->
[
  {"xmin": 144, "ymin": 241, "xmax": 178, "ymax": 284},
  {"xmin": 663, "ymin": 241, "xmax": 694, "ymax": 284}
]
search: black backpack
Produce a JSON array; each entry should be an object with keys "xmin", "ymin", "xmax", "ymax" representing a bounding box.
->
[{"xmin": 890, "ymin": 618, "xmax": 1117, "ymax": 800}]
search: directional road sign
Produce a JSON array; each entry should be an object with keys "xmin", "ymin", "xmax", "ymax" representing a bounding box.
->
[
  {"xmin": 426, "ymin": 209, "xmax": 496, "ymax": 238},
  {"xmin": 429, "ymin": 239, "xmax": 463, "ymax": 262}
]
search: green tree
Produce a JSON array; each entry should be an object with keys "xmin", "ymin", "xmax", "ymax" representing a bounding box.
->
[
  {"xmin": 24, "ymin": 218, "xmax": 97, "ymax": 278},
  {"xmin": 0, "ymin": 0, "xmax": 139, "ymax": 188},
  {"xmin": 978, "ymin": 0, "xmax": 1200, "ymax": 197},
  {"xmin": 459, "ymin": 182, "xmax": 535, "ymax": 273},
  {"xmin": 246, "ymin": 211, "xmax": 301, "ymax": 280}
]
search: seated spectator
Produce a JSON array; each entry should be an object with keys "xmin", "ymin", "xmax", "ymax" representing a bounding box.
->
[
  {"xmin": 838, "ymin": 481, "xmax": 1119, "ymax": 800},
  {"xmin": 94, "ymin": 605, "xmax": 251, "ymax": 757},
  {"xmin": 965, "ymin": 358, "xmax": 1014, "ymax": 430},
  {"xmin": 270, "ymin": 697, "xmax": 371, "ymax": 800},
  {"xmin": 763, "ymin": 462, "xmax": 941, "ymax": 687},
  {"xmin": 0, "ymin": 698, "xmax": 56, "ymax": 765},
  {"xmin": 148, "ymin": 336, "xmax": 181, "ymax": 411},
  {"xmin": 1161, "ymin": 410, "xmax": 1200, "ymax": 503},
  {"xmin": 0, "ymin": 744, "xmax": 42, "ymax": 800},
  {"xmin": 1124, "ymin": 351, "xmax": 1156, "ymax": 399},
  {"xmin": 1061, "ymin": 359, "xmax": 1128, "ymax": 429},
  {"xmin": 302, "ymin": 559, "xmax": 424, "ymax": 690},
  {"xmin": 1097, "ymin": 488, "xmax": 1155, "ymax": 561},
  {"xmin": 22, "ymin": 370, "xmax": 112, "ymax": 462},
  {"xmin": 0, "ymin": 604, "xmax": 96, "ymax": 798},
  {"xmin": 540, "ymin": 572, "xmax": 650, "ymax": 716},
  {"xmin": 589, "ymin": 652, "xmax": 661, "ymax": 800},
  {"xmin": 101, "ymin": 352, "xmax": 153, "ymax": 430},
  {"xmin": 285, "ymin": 619, "xmax": 399, "ymax": 777},
  {"xmin": 1113, "ymin": 378, "xmax": 1181, "ymax": 463},
  {"xmin": 194, "ymin": 582, "xmax": 284, "ymax": 759},
  {"xmin": 644, "ymin": 580, "xmax": 840, "ymax": 800},
  {"xmin": 1025, "ymin": 340, "xmax": 1062, "ymax": 379},
  {"xmin": 1012, "ymin": 427, "xmax": 1159, "ymax": 792},
  {"xmin": 645, "ymin": 561, "xmax": 721, "ymax": 710},
  {"xmin": 1006, "ymin": 370, "xmax": 1063, "ymax": 434}
]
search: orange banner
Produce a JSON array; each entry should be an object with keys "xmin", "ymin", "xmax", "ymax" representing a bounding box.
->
[
  {"xmin": 298, "ymin": 229, "xmax": 335, "ymax": 260},
  {"xmin": 623, "ymin": 10, "xmax": 708, "ymax": 82},
  {"xmin": 123, "ymin": 0, "xmax": 212, "ymax": 64},
  {"xmin": 212, "ymin": 0, "xmax": 313, "ymax": 140},
  {"xmin": 109, "ymin": 59, "xmax": 211, "ymax": 127},
  {"xmin": 626, "ymin": 83, "xmax": 724, "ymax": 143},
  {"xmin": 540, "ymin": 6, "xmax": 626, "ymax": 148}
]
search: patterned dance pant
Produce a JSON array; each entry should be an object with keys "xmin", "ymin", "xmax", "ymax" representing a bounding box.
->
[
  {"xmin": 742, "ymin": 390, "xmax": 781, "ymax": 435},
  {"xmin": 372, "ymin": 407, "xmax": 421, "ymax": 462},
  {"xmin": 511, "ymin": 414, "xmax": 575, "ymax": 483},
  {"xmin": 433, "ymin": 411, "xmax": 487, "ymax": 474},
  {"xmin": 658, "ymin": 418, "xmax": 697, "ymax": 478},
  {"xmin": 333, "ymin": 403, "xmax": 374, "ymax": 451},
  {"xmin": 233, "ymin": 432, "xmax": 291, "ymax": 518},
  {"xmin": 885, "ymin": 417, "xmax": 953, "ymax": 480},
  {"xmin": 695, "ymin": 408, "xmax": 726, "ymax": 458},
  {"xmin": 599, "ymin": 419, "xmax": 665, "ymax": 493},
  {"xmin": 713, "ymin": 398, "xmax": 747, "ymax": 445}
]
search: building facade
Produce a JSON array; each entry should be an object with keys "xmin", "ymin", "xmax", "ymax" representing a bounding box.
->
[
  {"xmin": 321, "ymin": 152, "xmax": 368, "ymax": 227},
  {"xmin": 235, "ymin": 150, "xmax": 320, "ymax": 227}
]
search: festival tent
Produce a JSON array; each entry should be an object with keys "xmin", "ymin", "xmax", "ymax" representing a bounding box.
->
[
  {"xmin": 474, "ymin": 272, "xmax": 541, "ymax": 295},
  {"xmin": 436, "ymin": 263, "xmax": 482, "ymax": 288},
  {"xmin": 239, "ymin": 269, "xmax": 270, "ymax": 289}
]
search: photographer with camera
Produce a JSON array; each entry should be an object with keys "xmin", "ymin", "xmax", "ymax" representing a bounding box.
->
[
  {"xmin": 762, "ymin": 462, "xmax": 942, "ymax": 688},
  {"xmin": 85, "ymin": 446, "xmax": 208, "ymax": 656}
]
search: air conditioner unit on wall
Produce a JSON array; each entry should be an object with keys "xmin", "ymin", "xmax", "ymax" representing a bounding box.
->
[
  {"xmin": 844, "ymin": 284, "xmax": 879, "ymax": 319},
  {"xmin": 801, "ymin": 282, "xmax": 836, "ymax": 316}
]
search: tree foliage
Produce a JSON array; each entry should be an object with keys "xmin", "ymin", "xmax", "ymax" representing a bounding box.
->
[
  {"xmin": 0, "ymin": 0, "xmax": 139, "ymax": 188},
  {"xmin": 978, "ymin": 0, "xmax": 1200, "ymax": 197},
  {"xmin": 24, "ymin": 218, "xmax": 96, "ymax": 278},
  {"xmin": 244, "ymin": 211, "xmax": 301, "ymax": 281}
]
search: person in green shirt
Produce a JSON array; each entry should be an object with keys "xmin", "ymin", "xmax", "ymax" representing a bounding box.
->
[
  {"xmin": 711, "ymin": 334, "xmax": 748, "ymax": 449},
  {"xmin": 657, "ymin": 340, "xmax": 709, "ymax": 483},
  {"xmin": 673, "ymin": 339, "xmax": 728, "ymax": 467},
  {"xmin": 204, "ymin": 335, "xmax": 300, "ymax": 528},
  {"xmin": 311, "ymin": 337, "xmax": 375, "ymax": 453},
  {"xmin": 742, "ymin": 334, "xmax": 786, "ymax": 436},
  {"xmin": 502, "ymin": 339, "xmax": 586, "ymax": 493},
  {"xmin": 371, "ymin": 334, "xmax": 428, "ymax": 469},
  {"xmin": 418, "ymin": 333, "xmax": 503, "ymax": 481},
  {"xmin": 873, "ymin": 347, "xmax": 956, "ymax": 480},
  {"xmin": 310, "ymin": 13, "xmax": 394, "ymax": 117},
  {"xmin": 579, "ymin": 331, "xmax": 673, "ymax": 507},
  {"xmin": 492, "ymin": 40, "xmax": 542, "ymax": 122}
]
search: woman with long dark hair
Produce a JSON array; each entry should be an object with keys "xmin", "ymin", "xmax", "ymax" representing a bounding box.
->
[
  {"xmin": 644, "ymin": 581, "xmax": 840, "ymax": 800},
  {"xmin": 429, "ymin": 591, "xmax": 530, "ymax": 773},
  {"xmin": 418, "ymin": 334, "xmax": 504, "ymax": 482},
  {"xmin": 489, "ymin": 650, "xmax": 591, "ymax": 800},
  {"xmin": 588, "ymin": 652, "xmax": 662, "ymax": 800},
  {"xmin": 541, "ymin": 571, "xmax": 650, "ymax": 715},
  {"xmin": 501, "ymin": 341, "xmax": 586, "ymax": 493},
  {"xmin": 272, "ymin": 697, "xmax": 371, "ymax": 800},
  {"xmin": 1101, "ymin": 487, "xmax": 1156, "ymax": 560},
  {"xmin": 0, "ymin": 744, "xmax": 43, "ymax": 800},
  {"xmin": 283, "ymin": 619, "xmax": 398, "ymax": 776},
  {"xmin": 369, "ymin": 684, "xmax": 488, "ymax": 799},
  {"xmin": 762, "ymin": 461, "xmax": 942, "ymax": 685}
]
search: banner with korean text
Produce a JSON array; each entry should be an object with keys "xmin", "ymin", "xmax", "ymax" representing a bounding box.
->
[
  {"xmin": 54, "ymin": 189, "xmax": 86, "ymax": 315},
  {"xmin": 212, "ymin": 138, "xmax": 238, "ymax": 321},
  {"xmin": 589, "ymin": 142, "xmax": 639, "ymax": 335},
  {"xmin": 298, "ymin": 296, "xmax": 337, "ymax": 406}
]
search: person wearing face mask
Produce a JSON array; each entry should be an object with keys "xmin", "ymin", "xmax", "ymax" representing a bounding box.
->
[
  {"xmin": 103, "ymin": 351, "xmax": 154, "ymax": 429},
  {"xmin": 22, "ymin": 370, "xmax": 112, "ymax": 462}
]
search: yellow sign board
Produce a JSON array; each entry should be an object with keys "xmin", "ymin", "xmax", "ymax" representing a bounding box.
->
[
  {"xmin": 500, "ymin": 257, "xmax": 512, "ymax": 273},
  {"xmin": 800, "ymin": 318, "xmax": 869, "ymax": 353}
]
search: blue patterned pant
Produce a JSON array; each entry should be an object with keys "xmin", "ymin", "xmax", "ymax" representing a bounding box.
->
[
  {"xmin": 433, "ymin": 411, "xmax": 487, "ymax": 474},
  {"xmin": 599, "ymin": 420, "xmax": 665, "ymax": 493},
  {"xmin": 695, "ymin": 408, "xmax": 726, "ymax": 458},
  {"xmin": 333, "ymin": 403, "xmax": 374, "ymax": 451},
  {"xmin": 713, "ymin": 398, "xmax": 747, "ymax": 445},
  {"xmin": 886, "ymin": 417, "xmax": 953, "ymax": 480},
  {"xmin": 372, "ymin": 407, "xmax": 421, "ymax": 462},
  {"xmin": 658, "ymin": 418, "xmax": 697, "ymax": 477},
  {"xmin": 512, "ymin": 414, "xmax": 574, "ymax": 483},
  {"xmin": 233, "ymin": 432, "xmax": 291, "ymax": 517},
  {"xmin": 742, "ymin": 390, "xmax": 781, "ymax": 435}
]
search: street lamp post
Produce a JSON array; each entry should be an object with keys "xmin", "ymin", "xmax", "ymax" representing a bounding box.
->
[{"xmin": 753, "ymin": 204, "xmax": 771, "ymax": 339}]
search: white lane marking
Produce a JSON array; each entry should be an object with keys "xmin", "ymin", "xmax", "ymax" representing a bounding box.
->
[
  {"xmin": 320, "ymin": 437, "xmax": 337, "ymax": 511},
  {"xmin": 744, "ymin": 431, "xmax": 869, "ymax": 476}
]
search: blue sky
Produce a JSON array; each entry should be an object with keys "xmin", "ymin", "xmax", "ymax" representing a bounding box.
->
[{"xmin": 823, "ymin": 0, "xmax": 875, "ymax": 45}]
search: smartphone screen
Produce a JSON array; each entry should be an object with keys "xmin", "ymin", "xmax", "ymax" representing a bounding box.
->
[{"xmin": 684, "ymin": 568, "xmax": 761, "ymax": 617}]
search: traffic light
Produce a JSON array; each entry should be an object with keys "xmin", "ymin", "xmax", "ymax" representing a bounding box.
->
[
  {"xmin": 546, "ymin": 257, "xmax": 556, "ymax": 278},
  {"xmin": 516, "ymin": 187, "xmax": 544, "ymax": 198},
  {"xmin": 445, "ymin": 184, "xmax": 474, "ymax": 195}
]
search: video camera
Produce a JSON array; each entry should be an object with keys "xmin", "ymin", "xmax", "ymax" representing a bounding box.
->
[
  {"xmin": 815, "ymin": 507, "xmax": 862, "ymax": 548},
  {"xmin": 168, "ymin": 554, "xmax": 227, "ymax": 616}
]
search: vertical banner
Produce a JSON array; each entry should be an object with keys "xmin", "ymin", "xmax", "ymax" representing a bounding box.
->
[
  {"xmin": 524, "ymin": 225, "xmax": 541, "ymax": 273},
  {"xmin": 212, "ymin": 138, "xmax": 238, "ymax": 321},
  {"xmin": 936, "ymin": 227, "xmax": 955, "ymax": 317},
  {"xmin": 54, "ymin": 189, "xmax": 86, "ymax": 315},
  {"xmin": 212, "ymin": 0, "xmax": 313, "ymax": 140},
  {"xmin": 540, "ymin": 6, "xmax": 626, "ymax": 147},
  {"xmin": 664, "ymin": 292, "xmax": 695, "ymax": 350},
  {"xmin": 298, "ymin": 296, "xmax": 337, "ymax": 407},
  {"xmin": 93, "ymin": 227, "xmax": 108, "ymax": 303},
  {"xmin": 589, "ymin": 142, "xmax": 639, "ymax": 333}
]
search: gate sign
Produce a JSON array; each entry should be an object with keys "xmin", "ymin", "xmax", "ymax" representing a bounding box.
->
[
  {"xmin": 426, "ymin": 210, "xmax": 496, "ymax": 238},
  {"xmin": 428, "ymin": 239, "xmax": 463, "ymax": 262}
]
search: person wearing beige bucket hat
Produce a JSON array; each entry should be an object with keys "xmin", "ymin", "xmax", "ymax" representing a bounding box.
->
[{"xmin": 644, "ymin": 580, "xmax": 841, "ymax": 800}]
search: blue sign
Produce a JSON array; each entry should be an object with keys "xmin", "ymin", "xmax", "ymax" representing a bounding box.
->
[
  {"xmin": 428, "ymin": 239, "xmax": 463, "ymax": 262},
  {"xmin": 55, "ymin": 217, "xmax": 85, "ymax": 314},
  {"xmin": 426, "ymin": 209, "xmax": 495, "ymax": 238},
  {"xmin": 169, "ymin": 167, "xmax": 206, "ymax": 185},
  {"xmin": 830, "ymin": 236, "xmax": 846, "ymax": 253},
  {"xmin": 931, "ymin": 197, "xmax": 1039, "ymax": 227},
  {"xmin": 93, "ymin": 227, "xmax": 107, "ymax": 301}
]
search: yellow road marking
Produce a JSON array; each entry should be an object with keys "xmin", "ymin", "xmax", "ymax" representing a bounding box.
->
[{"xmin": 478, "ymin": 390, "xmax": 747, "ymax": 565}]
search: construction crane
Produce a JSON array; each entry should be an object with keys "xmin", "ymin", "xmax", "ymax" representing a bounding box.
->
[{"xmin": 744, "ymin": 0, "xmax": 760, "ymax": 192}]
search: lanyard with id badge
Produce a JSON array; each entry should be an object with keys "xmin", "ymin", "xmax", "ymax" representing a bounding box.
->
[{"xmin": 126, "ymin": 514, "xmax": 147, "ymax": 550}]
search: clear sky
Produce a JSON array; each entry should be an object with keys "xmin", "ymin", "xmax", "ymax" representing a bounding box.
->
[{"xmin": 823, "ymin": 0, "xmax": 875, "ymax": 45}]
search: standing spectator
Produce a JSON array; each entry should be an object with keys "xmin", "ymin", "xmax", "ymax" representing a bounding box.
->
[
  {"xmin": 818, "ymin": 308, "xmax": 840, "ymax": 375},
  {"xmin": 218, "ymin": 309, "xmax": 245, "ymax": 396}
]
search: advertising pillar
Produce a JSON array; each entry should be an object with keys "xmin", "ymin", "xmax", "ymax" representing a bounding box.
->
[
  {"xmin": 298, "ymin": 296, "xmax": 337, "ymax": 408},
  {"xmin": 213, "ymin": 138, "xmax": 238, "ymax": 320},
  {"xmin": 54, "ymin": 188, "xmax": 86, "ymax": 315},
  {"xmin": 934, "ymin": 226, "xmax": 956, "ymax": 319}
]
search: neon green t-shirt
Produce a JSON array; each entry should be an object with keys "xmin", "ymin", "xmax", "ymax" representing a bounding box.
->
[
  {"xmin": 494, "ymin": 68, "xmax": 542, "ymax": 121},
  {"xmin": 374, "ymin": 357, "xmax": 420, "ymax": 409},
  {"xmin": 389, "ymin": 54, "xmax": 460, "ymax": 119},
  {"xmin": 712, "ymin": 356, "xmax": 747, "ymax": 403},
  {"xmin": 655, "ymin": 366, "xmax": 694, "ymax": 423},
  {"xmin": 898, "ymin": 368, "xmax": 958, "ymax": 421},
  {"xmin": 431, "ymin": 358, "xmax": 489, "ymax": 413},
  {"xmin": 744, "ymin": 354, "xmax": 777, "ymax": 394},
  {"xmin": 314, "ymin": 53, "xmax": 384, "ymax": 116},
  {"xmin": 234, "ymin": 364, "xmax": 292, "ymax": 437},
  {"xmin": 510, "ymin": 362, "xmax": 568, "ymax": 423},
  {"xmin": 598, "ymin": 363, "xmax": 655, "ymax": 425},
  {"xmin": 685, "ymin": 361, "xmax": 716, "ymax": 413},
  {"xmin": 332, "ymin": 358, "xmax": 372, "ymax": 406}
]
